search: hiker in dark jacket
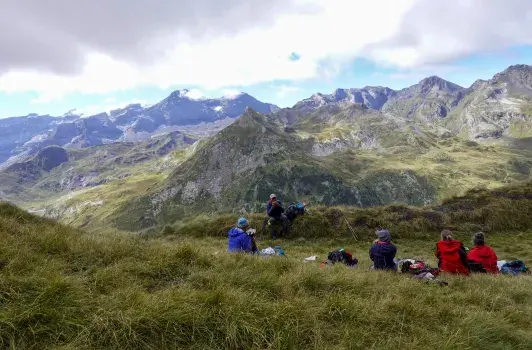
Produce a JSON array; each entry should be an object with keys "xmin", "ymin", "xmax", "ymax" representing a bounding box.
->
[
  {"xmin": 435, "ymin": 229, "xmax": 469, "ymax": 275},
  {"xmin": 228, "ymin": 218, "xmax": 257, "ymax": 253},
  {"xmin": 369, "ymin": 229, "xmax": 397, "ymax": 271},
  {"xmin": 265, "ymin": 194, "xmax": 289, "ymax": 238}
]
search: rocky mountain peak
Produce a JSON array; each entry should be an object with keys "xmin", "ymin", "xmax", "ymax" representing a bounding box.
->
[
  {"xmin": 238, "ymin": 107, "xmax": 264, "ymax": 124},
  {"xmin": 492, "ymin": 64, "xmax": 532, "ymax": 90},
  {"xmin": 470, "ymin": 79, "xmax": 488, "ymax": 90},
  {"xmin": 166, "ymin": 89, "xmax": 204, "ymax": 100},
  {"xmin": 502, "ymin": 64, "xmax": 532, "ymax": 74},
  {"xmin": 418, "ymin": 76, "xmax": 463, "ymax": 93}
]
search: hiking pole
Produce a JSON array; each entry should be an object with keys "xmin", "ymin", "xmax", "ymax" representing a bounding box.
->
[{"xmin": 341, "ymin": 213, "xmax": 359, "ymax": 241}]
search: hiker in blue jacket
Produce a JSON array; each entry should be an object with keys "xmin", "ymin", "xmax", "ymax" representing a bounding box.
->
[
  {"xmin": 369, "ymin": 229, "xmax": 397, "ymax": 271},
  {"xmin": 228, "ymin": 217, "xmax": 258, "ymax": 253}
]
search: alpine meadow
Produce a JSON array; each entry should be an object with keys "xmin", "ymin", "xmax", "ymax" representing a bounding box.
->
[{"xmin": 2, "ymin": 1, "xmax": 532, "ymax": 349}]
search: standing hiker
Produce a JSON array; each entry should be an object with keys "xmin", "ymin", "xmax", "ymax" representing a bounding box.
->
[
  {"xmin": 435, "ymin": 229, "xmax": 469, "ymax": 275},
  {"xmin": 265, "ymin": 194, "xmax": 289, "ymax": 239},
  {"xmin": 467, "ymin": 232, "xmax": 498, "ymax": 273},
  {"xmin": 228, "ymin": 217, "xmax": 258, "ymax": 253},
  {"xmin": 369, "ymin": 229, "xmax": 397, "ymax": 271}
]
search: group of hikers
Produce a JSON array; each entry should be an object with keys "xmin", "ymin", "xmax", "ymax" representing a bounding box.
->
[
  {"xmin": 228, "ymin": 194, "xmax": 305, "ymax": 252},
  {"xmin": 227, "ymin": 194, "xmax": 506, "ymax": 275},
  {"xmin": 368, "ymin": 228, "xmax": 498, "ymax": 275}
]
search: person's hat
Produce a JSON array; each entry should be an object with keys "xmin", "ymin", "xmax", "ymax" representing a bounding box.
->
[
  {"xmin": 237, "ymin": 217, "xmax": 249, "ymax": 228},
  {"xmin": 270, "ymin": 194, "xmax": 277, "ymax": 199},
  {"xmin": 376, "ymin": 229, "xmax": 392, "ymax": 242}
]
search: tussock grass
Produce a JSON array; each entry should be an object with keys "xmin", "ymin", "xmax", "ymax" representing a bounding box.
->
[{"xmin": 2, "ymin": 202, "xmax": 532, "ymax": 349}]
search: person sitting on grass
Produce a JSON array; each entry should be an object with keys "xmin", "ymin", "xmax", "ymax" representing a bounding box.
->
[
  {"xmin": 467, "ymin": 232, "xmax": 498, "ymax": 273},
  {"xmin": 435, "ymin": 229, "xmax": 469, "ymax": 275},
  {"xmin": 369, "ymin": 229, "xmax": 397, "ymax": 271},
  {"xmin": 228, "ymin": 217, "xmax": 258, "ymax": 253}
]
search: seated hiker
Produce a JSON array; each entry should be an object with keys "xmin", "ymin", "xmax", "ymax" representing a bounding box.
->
[
  {"xmin": 369, "ymin": 229, "xmax": 397, "ymax": 271},
  {"xmin": 228, "ymin": 218, "xmax": 258, "ymax": 253},
  {"xmin": 435, "ymin": 230, "xmax": 469, "ymax": 275},
  {"xmin": 467, "ymin": 232, "xmax": 498, "ymax": 273},
  {"xmin": 265, "ymin": 194, "xmax": 289, "ymax": 239}
]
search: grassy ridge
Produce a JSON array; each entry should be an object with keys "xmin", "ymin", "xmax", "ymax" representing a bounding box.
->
[
  {"xmin": 2, "ymin": 181, "xmax": 532, "ymax": 348},
  {"xmin": 160, "ymin": 181, "xmax": 532, "ymax": 241}
]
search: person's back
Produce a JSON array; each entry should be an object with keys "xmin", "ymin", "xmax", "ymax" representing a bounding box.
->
[
  {"xmin": 228, "ymin": 218, "xmax": 253, "ymax": 253},
  {"xmin": 467, "ymin": 232, "xmax": 498, "ymax": 273},
  {"xmin": 435, "ymin": 230, "xmax": 469, "ymax": 275},
  {"xmin": 369, "ymin": 229, "xmax": 397, "ymax": 270}
]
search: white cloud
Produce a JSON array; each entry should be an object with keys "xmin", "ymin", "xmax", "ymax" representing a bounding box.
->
[
  {"xmin": 365, "ymin": 0, "xmax": 532, "ymax": 68},
  {"xmin": 1, "ymin": 0, "xmax": 532, "ymax": 102},
  {"xmin": 276, "ymin": 85, "xmax": 300, "ymax": 98},
  {"xmin": 222, "ymin": 89, "xmax": 242, "ymax": 98},
  {"xmin": 104, "ymin": 97, "xmax": 117, "ymax": 103},
  {"xmin": 182, "ymin": 89, "xmax": 204, "ymax": 99}
]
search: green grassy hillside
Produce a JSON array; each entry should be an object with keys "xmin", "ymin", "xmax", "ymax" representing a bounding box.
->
[
  {"xmin": 2, "ymin": 182, "xmax": 532, "ymax": 349},
  {"xmin": 107, "ymin": 108, "xmax": 532, "ymax": 232}
]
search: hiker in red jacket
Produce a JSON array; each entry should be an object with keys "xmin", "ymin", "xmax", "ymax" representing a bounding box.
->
[
  {"xmin": 467, "ymin": 232, "xmax": 498, "ymax": 273},
  {"xmin": 435, "ymin": 229, "xmax": 469, "ymax": 275}
]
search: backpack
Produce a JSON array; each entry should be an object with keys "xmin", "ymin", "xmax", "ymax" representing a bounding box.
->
[
  {"xmin": 328, "ymin": 250, "xmax": 344, "ymax": 263},
  {"xmin": 286, "ymin": 202, "xmax": 305, "ymax": 222},
  {"xmin": 399, "ymin": 259, "xmax": 438, "ymax": 276},
  {"xmin": 469, "ymin": 262, "xmax": 487, "ymax": 273},
  {"xmin": 327, "ymin": 250, "xmax": 358, "ymax": 266},
  {"xmin": 501, "ymin": 260, "xmax": 530, "ymax": 275}
]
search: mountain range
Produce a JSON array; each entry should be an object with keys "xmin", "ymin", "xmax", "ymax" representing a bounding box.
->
[
  {"xmin": 0, "ymin": 91, "xmax": 279, "ymax": 166},
  {"xmin": 2, "ymin": 64, "xmax": 532, "ymax": 231}
]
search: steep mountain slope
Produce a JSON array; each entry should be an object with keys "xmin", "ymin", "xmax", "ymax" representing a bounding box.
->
[
  {"xmin": 292, "ymin": 66, "xmax": 532, "ymax": 142},
  {"xmin": 294, "ymin": 86, "xmax": 396, "ymax": 113},
  {"xmin": 0, "ymin": 114, "xmax": 57, "ymax": 165},
  {"xmin": 0, "ymin": 131, "xmax": 197, "ymax": 204},
  {"xmin": 446, "ymin": 65, "xmax": 532, "ymax": 139},
  {"xmin": 289, "ymin": 103, "xmax": 440, "ymax": 156},
  {"xmin": 116, "ymin": 90, "xmax": 279, "ymax": 129},
  {"xmin": 113, "ymin": 108, "xmax": 439, "ymax": 229},
  {"xmin": 382, "ymin": 76, "xmax": 465, "ymax": 122}
]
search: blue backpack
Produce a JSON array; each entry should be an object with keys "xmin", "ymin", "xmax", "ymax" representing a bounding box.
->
[{"xmin": 501, "ymin": 260, "xmax": 529, "ymax": 275}]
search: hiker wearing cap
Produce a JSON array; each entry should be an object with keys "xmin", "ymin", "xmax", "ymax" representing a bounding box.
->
[
  {"xmin": 266, "ymin": 194, "xmax": 289, "ymax": 239},
  {"xmin": 467, "ymin": 232, "xmax": 498, "ymax": 273},
  {"xmin": 435, "ymin": 230, "xmax": 469, "ymax": 275},
  {"xmin": 228, "ymin": 217, "xmax": 258, "ymax": 253},
  {"xmin": 369, "ymin": 229, "xmax": 397, "ymax": 271}
]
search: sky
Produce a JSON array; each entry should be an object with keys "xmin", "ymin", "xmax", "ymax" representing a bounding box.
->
[{"xmin": 1, "ymin": 0, "xmax": 532, "ymax": 118}]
